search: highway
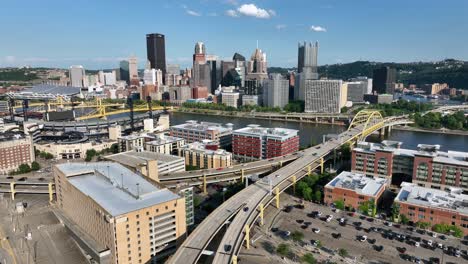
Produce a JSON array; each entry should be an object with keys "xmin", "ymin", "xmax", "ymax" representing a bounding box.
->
[{"xmin": 168, "ymin": 115, "xmax": 412, "ymax": 264}]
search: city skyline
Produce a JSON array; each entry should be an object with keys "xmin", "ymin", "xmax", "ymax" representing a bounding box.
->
[{"xmin": 1, "ymin": 0, "xmax": 468, "ymax": 69}]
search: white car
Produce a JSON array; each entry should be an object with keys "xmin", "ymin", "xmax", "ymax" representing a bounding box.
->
[
  {"xmin": 358, "ymin": 235, "xmax": 367, "ymax": 242},
  {"xmin": 313, "ymin": 228, "xmax": 320, "ymax": 233},
  {"xmin": 317, "ymin": 211, "xmax": 322, "ymax": 217},
  {"xmin": 427, "ymin": 240, "xmax": 433, "ymax": 246},
  {"xmin": 284, "ymin": 231, "xmax": 291, "ymax": 237},
  {"xmin": 415, "ymin": 242, "xmax": 420, "ymax": 247}
]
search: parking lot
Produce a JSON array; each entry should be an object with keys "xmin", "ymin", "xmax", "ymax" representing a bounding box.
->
[{"xmin": 241, "ymin": 193, "xmax": 467, "ymax": 264}]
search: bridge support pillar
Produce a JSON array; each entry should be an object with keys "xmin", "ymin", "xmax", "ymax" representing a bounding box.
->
[
  {"xmin": 331, "ymin": 117, "xmax": 335, "ymax": 124},
  {"xmin": 308, "ymin": 165, "xmax": 311, "ymax": 175},
  {"xmin": 259, "ymin": 203, "xmax": 264, "ymax": 226},
  {"xmin": 240, "ymin": 169, "xmax": 244, "ymax": 183},
  {"xmin": 279, "ymin": 161, "xmax": 283, "ymax": 168},
  {"xmin": 232, "ymin": 256, "xmax": 238, "ymax": 264},
  {"xmin": 320, "ymin": 158, "xmax": 324, "ymax": 174},
  {"xmin": 10, "ymin": 182, "xmax": 15, "ymax": 200},
  {"xmin": 244, "ymin": 224, "xmax": 250, "ymax": 250},
  {"xmin": 275, "ymin": 187, "xmax": 280, "ymax": 209},
  {"xmin": 203, "ymin": 174, "xmax": 207, "ymax": 194},
  {"xmin": 292, "ymin": 175, "xmax": 297, "ymax": 194},
  {"xmin": 48, "ymin": 182, "xmax": 54, "ymax": 202}
]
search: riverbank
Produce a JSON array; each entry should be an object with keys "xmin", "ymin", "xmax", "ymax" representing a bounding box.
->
[
  {"xmin": 175, "ymin": 108, "xmax": 347, "ymax": 125},
  {"xmin": 393, "ymin": 125, "xmax": 468, "ymax": 136}
]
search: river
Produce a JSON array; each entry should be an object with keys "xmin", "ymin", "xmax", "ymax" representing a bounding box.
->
[{"xmin": 169, "ymin": 112, "xmax": 467, "ymax": 152}]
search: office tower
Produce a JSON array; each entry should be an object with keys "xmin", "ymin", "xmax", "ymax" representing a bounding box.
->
[
  {"xmin": 298, "ymin": 41, "xmax": 319, "ymax": 73},
  {"xmin": 146, "ymin": 33, "xmax": 166, "ymax": 75},
  {"xmin": 119, "ymin": 60, "xmax": 130, "ymax": 83},
  {"xmin": 192, "ymin": 86, "xmax": 208, "ymax": 99},
  {"xmin": 128, "ymin": 56, "xmax": 138, "ymax": 82},
  {"xmin": 143, "ymin": 69, "xmax": 163, "ymax": 85},
  {"xmin": 288, "ymin": 72, "xmax": 295, "ymax": 101},
  {"xmin": 69, "ymin": 65, "xmax": 85, "ymax": 87},
  {"xmin": 193, "ymin": 42, "xmax": 206, "ymax": 64},
  {"xmin": 304, "ymin": 80, "xmax": 347, "ymax": 113},
  {"xmin": 54, "ymin": 162, "xmax": 187, "ymax": 264},
  {"xmin": 192, "ymin": 63, "xmax": 211, "ymax": 90},
  {"xmin": 233, "ymin": 53, "xmax": 246, "ymax": 87},
  {"xmin": 346, "ymin": 81, "xmax": 369, "ymax": 103},
  {"xmin": 350, "ymin": 76, "xmax": 373, "ymax": 94},
  {"xmin": 221, "ymin": 88, "xmax": 240, "ymax": 108},
  {"xmin": 167, "ymin": 64, "xmax": 180, "ymax": 75},
  {"xmin": 264, "ymin": 73, "xmax": 289, "ymax": 108},
  {"xmin": 372, "ymin": 66, "xmax": 396, "ymax": 94},
  {"xmin": 246, "ymin": 48, "xmax": 268, "ymax": 80}
]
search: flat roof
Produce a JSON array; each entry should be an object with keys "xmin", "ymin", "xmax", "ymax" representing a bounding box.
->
[
  {"xmin": 233, "ymin": 125, "xmax": 298, "ymax": 140},
  {"xmin": 325, "ymin": 171, "xmax": 387, "ymax": 197},
  {"xmin": 180, "ymin": 141, "xmax": 232, "ymax": 156},
  {"xmin": 105, "ymin": 151, "xmax": 184, "ymax": 168},
  {"xmin": 56, "ymin": 162, "xmax": 180, "ymax": 217},
  {"xmin": 146, "ymin": 135, "xmax": 184, "ymax": 146},
  {"xmin": 354, "ymin": 141, "xmax": 468, "ymax": 166},
  {"xmin": 171, "ymin": 121, "xmax": 232, "ymax": 133},
  {"xmin": 7, "ymin": 84, "xmax": 81, "ymax": 100},
  {"xmin": 396, "ymin": 182, "xmax": 468, "ymax": 215}
]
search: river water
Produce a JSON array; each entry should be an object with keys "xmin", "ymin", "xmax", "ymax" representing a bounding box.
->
[{"xmin": 169, "ymin": 112, "xmax": 467, "ymax": 152}]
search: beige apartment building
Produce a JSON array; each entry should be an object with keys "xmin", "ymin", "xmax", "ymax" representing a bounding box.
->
[
  {"xmin": 178, "ymin": 140, "xmax": 232, "ymax": 169},
  {"xmin": 0, "ymin": 132, "xmax": 35, "ymax": 174},
  {"xmin": 54, "ymin": 162, "xmax": 187, "ymax": 264},
  {"xmin": 35, "ymin": 139, "xmax": 116, "ymax": 160}
]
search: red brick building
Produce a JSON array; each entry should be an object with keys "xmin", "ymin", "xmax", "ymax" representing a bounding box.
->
[
  {"xmin": 192, "ymin": 86, "xmax": 208, "ymax": 99},
  {"xmin": 232, "ymin": 125, "xmax": 299, "ymax": 161},
  {"xmin": 0, "ymin": 132, "xmax": 35, "ymax": 174},
  {"xmin": 395, "ymin": 182, "xmax": 468, "ymax": 235},
  {"xmin": 324, "ymin": 171, "xmax": 387, "ymax": 211}
]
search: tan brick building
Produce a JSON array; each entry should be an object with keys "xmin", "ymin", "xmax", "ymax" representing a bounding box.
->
[
  {"xmin": 178, "ymin": 140, "xmax": 232, "ymax": 169},
  {"xmin": 324, "ymin": 171, "xmax": 387, "ymax": 211},
  {"xmin": 54, "ymin": 162, "xmax": 187, "ymax": 264},
  {"xmin": 0, "ymin": 132, "xmax": 35, "ymax": 174}
]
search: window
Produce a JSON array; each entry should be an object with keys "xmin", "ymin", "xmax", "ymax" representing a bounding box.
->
[{"xmin": 136, "ymin": 214, "xmax": 140, "ymax": 219}]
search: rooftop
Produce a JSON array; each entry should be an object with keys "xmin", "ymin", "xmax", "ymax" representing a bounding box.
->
[
  {"xmin": 145, "ymin": 134, "xmax": 184, "ymax": 146},
  {"xmin": 354, "ymin": 141, "xmax": 468, "ymax": 166},
  {"xmin": 180, "ymin": 141, "xmax": 232, "ymax": 156},
  {"xmin": 233, "ymin": 125, "xmax": 298, "ymax": 140},
  {"xmin": 105, "ymin": 151, "xmax": 184, "ymax": 168},
  {"xmin": 56, "ymin": 162, "xmax": 180, "ymax": 217},
  {"xmin": 396, "ymin": 182, "xmax": 468, "ymax": 215},
  {"xmin": 0, "ymin": 131, "xmax": 28, "ymax": 143},
  {"xmin": 171, "ymin": 121, "xmax": 233, "ymax": 133},
  {"xmin": 7, "ymin": 84, "xmax": 81, "ymax": 100},
  {"xmin": 325, "ymin": 171, "xmax": 387, "ymax": 196}
]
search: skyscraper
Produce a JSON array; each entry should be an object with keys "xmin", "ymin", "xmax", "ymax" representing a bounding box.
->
[
  {"xmin": 128, "ymin": 56, "xmax": 138, "ymax": 82},
  {"xmin": 372, "ymin": 66, "xmax": 396, "ymax": 94},
  {"xmin": 146, "ymin": 33, "xmax": 166, "ymax": 75},
  {"xmin": 304, "ymin": 80, "xmax": 347, "ymax": 113},
  {"xmin": 264, "ymin": 73, "xmax": 289, "ymax": 108},
  {"xmin": 69, "ymin": 65, "xmax": 85, "ymax": 87},
  {"xmin": 298, "ymin": 41, "xmax": 319, "ymax": 73},
  {"xmin": 246, "ymin": 48, "xmax": 268, "ymax": 80},
  {"xmin": 193, "ymin": 42, "xmax": 206, "ymax": 64},
  {"xmin": 119, "ymin": 60, "xmax": 130, "ymax": 83}
]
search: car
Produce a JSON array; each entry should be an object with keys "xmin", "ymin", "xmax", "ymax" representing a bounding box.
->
[
  {"xmin": 368, "ymin": 238, "xmax": 376, "ymax": 244},
  {"xmin": 332, "ymin": 208, "xmax": 340, "ymax": 213},
  {"xmin": 18, "ymin": 177, "xmax": 27, "ymax": 181},
  {"xmin": 243, "ymin": 206, "xmax": 249, "ymax": 212},
  {"xmin": 415, "ymin": 242, "xmax": 420, "ymax": 247},
  {"xmin": 427, "ymin": 240, "xmax": 433, "ymax": 246},
  {"xmin": 304, "ymin": 221, "xmax": 311, "ymax": 226},
  {"xmin": 296, "ymin": 219, "xmax": 304, "ymax": 224},
  {"xmin": 439, "ymin": 235, "xmax": 447, "ymax": 240},
  {"xmin": 271, "ymin": 227, "xmax": 278, "ymax": 232},
  {"xmin": 313, "ymin": 228, "xmax": 320, "ymax": 234},
  {"xmin": 357, "ymin": 235, "xmax": 367, "ymax": 242},
  {"xmin": 397, "ymin": 247, "xmax": 407, "ymax": 253},
  {"xmin": 284, "ymin": 206, "xmax": 293, "ymax": 213},
  {"xmin": 284, "ymin": 231, "xmax": 291, "ymax": 237},
  {"xmin": 384, "ymin": 221, "xmax": 393, "ymax": 226},
  {"xmin": 326, "ymin": 217, "xmax": 332, "ymax": 222},
  {"xmin": 414, "ymin": 257, "xmax": 422, "ymax": 264},
  {"xmin": 269, "ymin": 159, "xmax": 274, "ymax": 161},
  {"xmin": 353, "ymin": 221, "xmax": 362, "ymax": 227},
  {"xmin": 373, "ymin": 245, "xmax": 384, "ymax": 252},
  {"xmin": 332, "ymin": 233, "xmax": 341, "ymax": 239},
  {"xmin": 437, "ymin": 243, "xmax": 443, "ymax": 249},
  {"xmin": 301, "ymin": 225, "xmax": 308, "ymax": 229},
  {"xmin": 216, "ymin": 168, "xmax": 224, "ymax": 171},
  {"xmin": 367, "ymin": 218, "xmax": 375, "ymax": 222},
  {"xmin": 428, "ymin": 257, "xmax": 440, "ymax": 264},
  {"xmin": 360, "ymin": 215, "xmax": 366, "ymax": 220},
  {"xmin": 6, "ymin": 176, "xmax": 13, "ymax": 179},
  {"xmin": 224, "ymin": 244, "xmax": 232, "ymax": 252},
  {"xmin": 348, "ymin": 212, "xmax": 355, "ymax": 217}
]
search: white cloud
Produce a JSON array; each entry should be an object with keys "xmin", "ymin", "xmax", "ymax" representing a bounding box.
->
[
  {"xmin": 276, "ymin": 24, "xmax": 287, "ymax": 30},
  {"xmin": 225, "ymin": 0, "xmax": 239, "ymax": 6},
  {"xmin": 236, "ymin": 4, "xmax": 273, "ymax": 19},
  {"xmin": 186, "ymin": 10, "xmax": 201, "ymax": 16},
  {"xmin": 268, "ymin": 9, "xmax": 276, "ymax": 16},
  {"xmin": 226, "ymin": 9, "xmax": 239, "ymax": 17},
  {"xmin": 5, "ymin": 56, "xmax": 16, "ymax": 63},
  {"xmin": 310, "ymin": 25, "xmax": 327, "ymax": 32}
]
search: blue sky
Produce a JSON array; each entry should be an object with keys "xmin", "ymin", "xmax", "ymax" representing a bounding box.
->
[{"xmin": 1, "ymin": 0, "xmax": 467, "ymax": 69}]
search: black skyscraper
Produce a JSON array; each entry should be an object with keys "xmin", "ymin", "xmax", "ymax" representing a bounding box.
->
[
  {"xmin": 372, "ymin": 66, "xmax": 396, "ymax": 94},
  {"xmin": 146, "ymin": 33, "xmax": 166, "ymax": 75}
]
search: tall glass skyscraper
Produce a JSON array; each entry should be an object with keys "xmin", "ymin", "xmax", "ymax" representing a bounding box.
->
[{"xmin": 146, "ymin": 33, "xmax": 166, "ymax": 76}]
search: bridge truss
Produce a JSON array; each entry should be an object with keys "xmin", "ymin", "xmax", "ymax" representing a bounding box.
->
[{"xmin": 347, "ymin": 110, "xmax": 385, "ymax": 141}]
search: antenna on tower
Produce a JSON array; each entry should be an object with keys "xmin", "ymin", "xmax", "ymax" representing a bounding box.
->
[{"xmin": 256, "ymin": 40, "xmax": 258, "ymax": 49}]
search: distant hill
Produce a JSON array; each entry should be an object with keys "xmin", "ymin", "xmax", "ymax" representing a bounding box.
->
[{"xmin": 268, "ymin": 59, "xmax": 468, "ymax": 89}]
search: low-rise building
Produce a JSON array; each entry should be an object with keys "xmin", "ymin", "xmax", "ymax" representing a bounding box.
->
[
  {"xmin": 170, "ymin": 121, "xmax": 233, "ymax": 149},
  {"xmin": 352, "ymin": 141, "xmax": 468, "ymax": 191},
  {"xmin": 221, "ymin": 90, "xmax": 240, "ymax": 108},
  {"xmin": 324, "ymin": 171, "xmax": 388, "ymax": 212},
  {"xmin": 395, "ymin": 182, "xmax": 468, "ymax": 234},
  {"xmin": 54, "ymin": 162, "xmax": 187, "ymax": 264},
  {"xmin": 232, "ymin": 125, "xmax": 299, "ymax": 161},
  {"xmin": 0, "ymin": 132, "xmax": 35, "ymax": 174},
  {"xmin": 363, "ymin": 94, "xmax": 393, "ymax": 104},
  {"xmin": 105, "ymin": 151, "xmax": 185, "ymax": 179},
  {"xmin": 35, "ymin": 139, "xmax": 116, "ymax": 160},
  {"xmin": 178, "ymin": 140, "xmax": 232, "ymax": 169},
  {"xmin": 145, "ymin": 134, "xmax": 185, "ymax": 155}
]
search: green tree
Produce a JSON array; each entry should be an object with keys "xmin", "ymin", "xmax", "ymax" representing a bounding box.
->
[
  {"xmin": 291, "ymin": 231, "xmax": 304, "ymax": 242},
  {"xmin": 334, "ymin": 199, "xmax": 345, "ymax": 210},
  {"xmin": 338, "ymin": 248, "xmax": 349, "ymax": 258},
  {"xmin": 193, "ymin": 196, "xmax": 202, "ymax": 208},
  {"xmin": 391, "ymin": 203, "xmax": 400, "ymax": 222},
  {"xmin": 416, "ymin": 221, "xmax": 431, "ymax": 230},
  {"xmin": 31, "ymin": 161, "xmax": 40, "ymax": 171},
  {"xmin": 301, "ymin": 253, "xmax": 316, "ymax": 264},
  {"xmin": 358, "ymin": 201, "xmax": 370, "ymax": 216},
  {"xmin": 302, "ymin": 187, "xmax": 313, "ymax": 201},
  {"xmin": 276, "ymin": 243, "xmax": 290, "ymax": 256},
  {"xmin": 313, "ymin": 190, "xmax": 322, "ymax": 203},
  {"xmin": 399, "ymin": 214, "xmax": 409, "ymax": 225},
  {"xmin": 110, "ymin": 143, "xmax": 119, "ymax": 154},
  {"xmin": 18, "ymin": 164, "xmax": 31, "ymax": 174},
  {"xmin": 85, "ymin": 149, "xmax": 97, "ymax": 162}
]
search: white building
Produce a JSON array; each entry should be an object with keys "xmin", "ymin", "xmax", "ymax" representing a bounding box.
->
[
  {"xmin": 221, "ymin": 87, "xmax": 240, "ymax": 108},
  {"xmin": 264, "ymin": 73, "xmax": 289, "ymax": 108},
  {"xmin": 304, "ymin": 80, "xmax": 347, "ymax": 113},
  {"xmin": 242, "ymin": 95, "xmax": 259, "ymax": 106},
  {"xmin": 69, "ymin": 65, "xmax": 85, "ymax": 87},
  {"xmin": 145, "ymin": 134, "xmax": 186, "ymax": 155}
]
